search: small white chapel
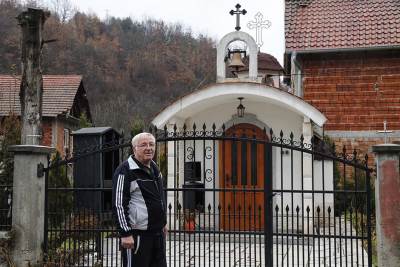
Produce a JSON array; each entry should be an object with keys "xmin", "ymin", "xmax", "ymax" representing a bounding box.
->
[{"xmin": 151, "ymin": 26, "xmax": 333, "ymax": 232}]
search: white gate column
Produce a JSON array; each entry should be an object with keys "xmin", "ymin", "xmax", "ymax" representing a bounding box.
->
[{"xmin": 302, "ymin": 117, "xmax": 313, "ymax": 233}]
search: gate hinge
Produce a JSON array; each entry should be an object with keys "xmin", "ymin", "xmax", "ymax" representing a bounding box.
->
[{"xmin": 37, "ymin": 162, "xmax": 44, "ymax": 178}]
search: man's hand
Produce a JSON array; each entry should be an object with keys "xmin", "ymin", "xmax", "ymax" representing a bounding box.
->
[
  {"xmin": 121, "ymin": 235, "xmax": 134, "ymax": 249},
  {"xmin": 163, "ymin": 226, "xmax": 168, "ymax": 236}
]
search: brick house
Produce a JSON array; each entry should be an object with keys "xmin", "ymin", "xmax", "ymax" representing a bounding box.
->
[
  {"xmin": 0, "ymin": 75, "xmax": 91, "ymax": 156},
  {"xmin": 284, "ymin": 0, "xmax": 400, "ymax": 164}
]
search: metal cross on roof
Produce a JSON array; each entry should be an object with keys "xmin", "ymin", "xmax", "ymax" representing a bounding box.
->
[
  {"xmin": 230, "ymin": 4, "xmax": 247, "ymax": 31},
  {"xmin": 377, "ymin": 120, "xmax": 393, "ymax": 144},
  {"xmin": 247, "ymin": 12, "xmax": 271, "ymax": 49}
]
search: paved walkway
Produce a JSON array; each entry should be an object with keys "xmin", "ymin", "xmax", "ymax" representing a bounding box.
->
[
  {"xmin": 83, "ymin": 218, "xmax": 368, "ymax": 266},
  {"xmin": 84, "ymin": 237, "xmax": 367, "ymax": 266},
  {"xmin": 165, "ymin": 237, "xmax": 368, "ymax": 266}
]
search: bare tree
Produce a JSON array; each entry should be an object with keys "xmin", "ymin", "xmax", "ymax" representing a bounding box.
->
[
  {"xmin": 50, "ymin": 0, "xmax": 75, "ymax": 23},
  {"xmin": 24, "ymin": 0, "xmax": 42, "ymax": 8}
]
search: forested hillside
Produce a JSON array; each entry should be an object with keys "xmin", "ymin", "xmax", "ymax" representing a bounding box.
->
[{"xmin": 0, "ymin": 0, "xmax": 216, "ymax": 135}]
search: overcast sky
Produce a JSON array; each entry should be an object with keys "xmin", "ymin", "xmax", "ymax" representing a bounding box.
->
[{"xmin": 66, "ymin": 0, "xmax": 285, "ymax": 65}]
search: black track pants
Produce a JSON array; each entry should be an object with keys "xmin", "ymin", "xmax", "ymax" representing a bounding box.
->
[{"xmin": 121, "ymin": 233, "xmax": 167, "ymax": 267}]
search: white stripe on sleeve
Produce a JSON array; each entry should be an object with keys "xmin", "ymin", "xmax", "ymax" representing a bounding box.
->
[{"xmin": 116, "ymin": 174, "xmax": 130, "ymax": 231}]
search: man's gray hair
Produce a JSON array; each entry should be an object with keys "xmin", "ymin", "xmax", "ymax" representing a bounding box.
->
[{"xmin": 131, "ymin": 132, "xmax": 156, "ymax": 148}]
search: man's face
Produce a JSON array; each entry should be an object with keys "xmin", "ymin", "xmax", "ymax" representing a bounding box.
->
[{"xmin": 134, "ymin": 135, "xmax": 155, "ymax": 165}]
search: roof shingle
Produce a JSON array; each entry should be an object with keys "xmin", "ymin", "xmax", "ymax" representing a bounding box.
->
[
  {"xmin": 285, "ymin": 0, "xmax": 400, "ymax": 51},
  {"xmin": 0, "ymin": 75, "xmax": 83, "ymax": 117}
]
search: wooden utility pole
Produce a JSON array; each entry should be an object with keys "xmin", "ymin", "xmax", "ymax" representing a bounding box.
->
[{"xmin": 17, "ymin": 8, "xmax": 49, "ymax": 145}]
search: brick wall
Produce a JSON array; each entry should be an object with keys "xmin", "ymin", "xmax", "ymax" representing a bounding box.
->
[
  {"xmin": 41, "ymin": 119, "xmax": 52, "ymax": 147},
  {"xmin": 40, "ymin": 118, "xmax": 66, "ymax": 156},
  {"xmin": 301, "ymin": 50, "xmax": 400, "ymax": 162},
  {"xmin": 56, "ymin": 120, "xmax": 65, "ymax": 156},
  {"xmin": 302, "ymin": 50, "xmax": 400, "ymax": 131}
]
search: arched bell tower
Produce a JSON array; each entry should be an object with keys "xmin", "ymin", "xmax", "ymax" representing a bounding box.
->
[{"xmin": 216, "ymin": 31, "xmax": 258, "ymax": 83}]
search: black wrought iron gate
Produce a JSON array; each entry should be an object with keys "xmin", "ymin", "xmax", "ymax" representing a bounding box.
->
[{"xmin": 43, "ymin": 125, "xmax": 373, "ymax": 266}]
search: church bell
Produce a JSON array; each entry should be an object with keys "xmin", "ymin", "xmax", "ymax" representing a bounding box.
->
[{"xmin": 228, "ymin": 50, "xmax": 246, "ymax": 72}]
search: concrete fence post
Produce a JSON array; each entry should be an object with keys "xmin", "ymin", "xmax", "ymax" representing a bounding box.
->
[
  {"xmin": 9, "ymin": 145, "xmax": 54, "ymax": 266},
  {"xmin": 372, "ymin": 144, "xmax": 400, "ymax": 267}
]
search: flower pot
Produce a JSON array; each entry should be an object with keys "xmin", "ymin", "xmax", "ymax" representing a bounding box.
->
[{"xmin": 184, "ymin": 219, "xmax": 195, "ymax": 231}]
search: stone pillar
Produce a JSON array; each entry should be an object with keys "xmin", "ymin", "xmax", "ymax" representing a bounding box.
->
[
  {"xmin": 372, "ymin": 144, "xmax": 400, "ymax": 267},
  {"xmin": 9, "ymin": 145, "xmax": 54, "ymax": 266}
]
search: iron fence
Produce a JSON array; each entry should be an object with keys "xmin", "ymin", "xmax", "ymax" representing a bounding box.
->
[
  {"xmin": 0, "ymin": 174, "xmax": 12, "ymax": 231},
  {"xmin": 43, "ymin": 124, "xmax": 373, "ymax": 266}
]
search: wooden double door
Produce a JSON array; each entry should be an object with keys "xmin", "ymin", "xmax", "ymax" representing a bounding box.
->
[{"xmin": 219, "ymin": 123, "xmax": 268, "ymax": 231}]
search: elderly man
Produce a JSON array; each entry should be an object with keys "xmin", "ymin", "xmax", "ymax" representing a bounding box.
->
[{"xmin": 112, "ymin": 132, "xmax": 167, "ymax": 267}]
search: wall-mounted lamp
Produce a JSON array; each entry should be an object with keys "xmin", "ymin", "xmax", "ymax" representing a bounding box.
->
[{"xmin": 237, "ymin": 97, "xmax": 245, "ymax": 117}]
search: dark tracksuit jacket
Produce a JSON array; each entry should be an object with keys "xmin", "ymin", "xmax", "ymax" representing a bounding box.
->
[{"xmin": 112, "ymin": 156, "xmax": 167, "ymax": 237}]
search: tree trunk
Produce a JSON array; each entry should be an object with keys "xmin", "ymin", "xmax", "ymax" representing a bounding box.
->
[{"xmin": 17, "ymin": 8, "xmax": 50, "ymax": 145}]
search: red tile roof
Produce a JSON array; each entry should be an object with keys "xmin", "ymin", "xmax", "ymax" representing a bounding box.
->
[
  {"xmin": 257, "ymin": 53, "xmax": 284, "ymax": 71},
  {"xmin": 285, "ymin": 0, "xmax": 400, "ymax": 51},
  {"xmin": 0, "ymin": 75, "xmax": 83, "ymax": 117},
  {"xmin": 240, "ymin": 52, "xmax": 283, "ymax": 72}
]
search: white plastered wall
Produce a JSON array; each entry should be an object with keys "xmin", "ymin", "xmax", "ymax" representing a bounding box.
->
[{"xmin": 155, "ymin": 85, "xmax": 331, "ymax": 231}]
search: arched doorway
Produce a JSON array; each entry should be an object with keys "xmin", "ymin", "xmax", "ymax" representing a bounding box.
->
[{"xmin": 219, "ymin": 123, "xmax": 268, "ymax": 231}]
